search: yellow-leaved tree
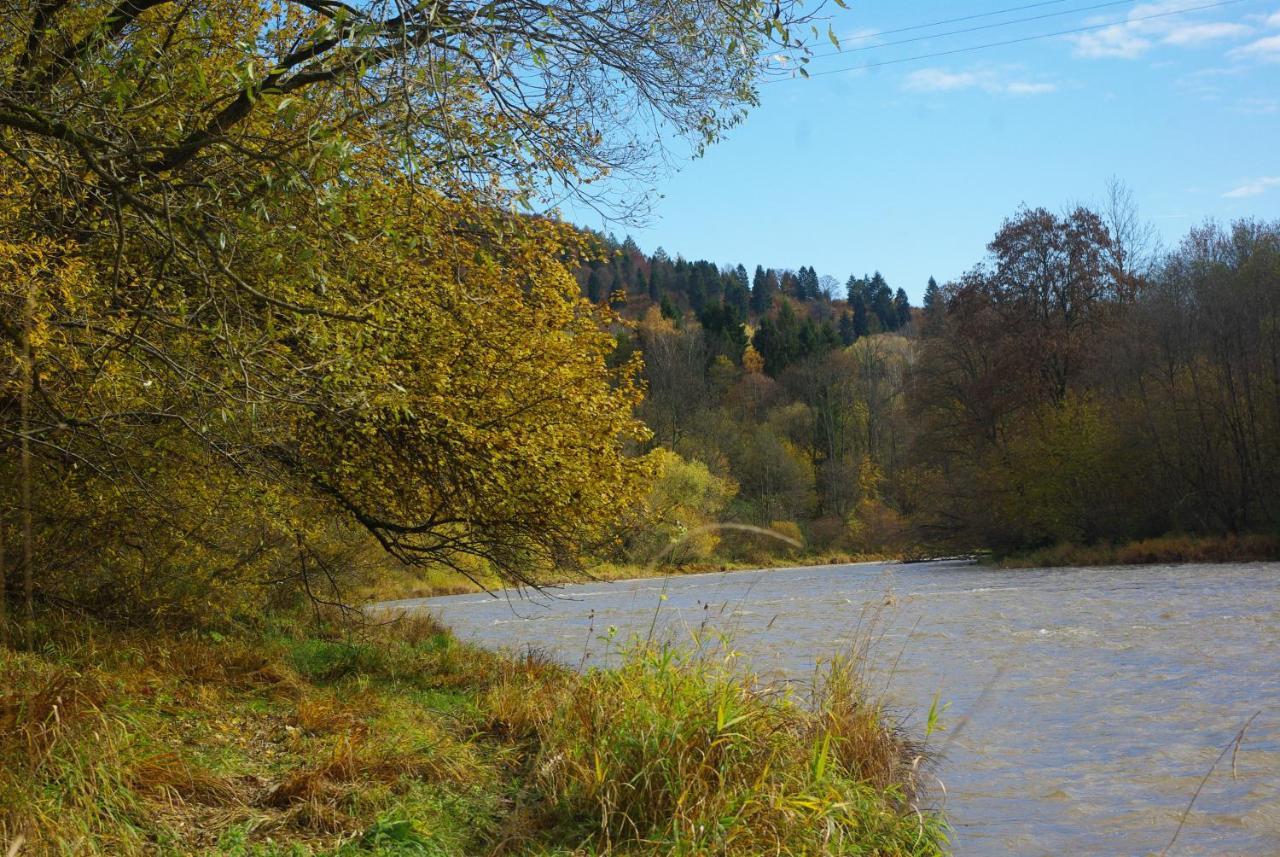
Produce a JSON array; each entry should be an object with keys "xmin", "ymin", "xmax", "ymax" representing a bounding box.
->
[{"xmin": 0, "ymin": 0, "xmax": 826, "ymax": 620}]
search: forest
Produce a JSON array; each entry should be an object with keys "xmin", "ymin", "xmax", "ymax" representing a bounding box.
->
[{"xmin": 569, "ymin": 199, "xmax": 1280, "ymax": 569}]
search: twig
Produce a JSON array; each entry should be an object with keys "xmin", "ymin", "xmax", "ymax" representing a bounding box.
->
[{"xmin": 1160, "ymin": 711, "xmax": 1261, "ymax": 856}]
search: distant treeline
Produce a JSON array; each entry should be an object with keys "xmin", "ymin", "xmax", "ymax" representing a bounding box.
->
[
  {"xmin": 579, "ymin": 238, "xmax": 918, "ymax": 372},
  {"xmin": 591, "ymin": 197, "xmax": 1280, "ymax": 564}
]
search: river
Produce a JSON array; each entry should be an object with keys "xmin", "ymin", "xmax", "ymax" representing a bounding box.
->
[{"xmin": 380, "ymin": 560, "xmax": 1280, "ymax": 856}]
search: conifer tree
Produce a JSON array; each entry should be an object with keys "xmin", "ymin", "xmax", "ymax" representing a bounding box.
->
[
  {"xmin": 847, "ymin": 275, "xmax": 871, "ymax": 338},
  {"xmin": 894, "ymin": 288, "xmax": 912, "ymax": 329},
  {"xmin": 870, "ymin": 272, "xmax": 894, "ymax": 330},
  {"xmin": 660, "ymin": 294, "xmax": 680, "ymax": 321},
  {"xmin": 751, "ymin": 265, "xmax": 777, "ymax": 314},
  {"xmin": 838, "ymin": 311, "xmax": 857, "ymax": 346},
  {"xmin": 587, "ymin": 268, "xmax": 606, "ymax": 303},
  {"xmin": 922, "ymin": 276, "xmax": 944, "ymax": 333}
]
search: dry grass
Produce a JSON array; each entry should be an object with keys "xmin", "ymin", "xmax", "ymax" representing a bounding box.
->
[
  {"xmin": 1001, "ymin": 533, "xmax": 1280, "ymax": 568},
  {"xmin": 0, "ymin": 613, "xmax": 945, "ymax": 856}
]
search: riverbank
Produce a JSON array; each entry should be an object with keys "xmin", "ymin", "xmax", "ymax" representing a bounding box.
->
[
  {"xmin": 357, "ymin": 532, "xmax": 1280, "ymax": 605},
  {"xmin": 355, "ymin": 551, "xmax": 901, "ymax": 602},
  {"xmin": 0, "ymin": 613, "xmax": 946, "ymax": 856},
  {"xmin": 997, "ymin": 533, "xmax": 1280, "ymax": 569}
]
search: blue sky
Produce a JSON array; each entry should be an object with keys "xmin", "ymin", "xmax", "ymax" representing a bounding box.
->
[{"xmin": 566, "ymin": 0, "xmax": 1280, "ymax": 302}]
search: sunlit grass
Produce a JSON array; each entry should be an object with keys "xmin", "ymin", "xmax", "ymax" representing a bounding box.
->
[{"xmin": 0, "ymin": 614, "xmax": 945, "ymax": 855}]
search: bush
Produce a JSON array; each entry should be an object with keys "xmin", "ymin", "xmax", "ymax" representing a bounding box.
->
[{"xmin": 848, "ymin": 499, "xmax": 911, "ymax": 554}]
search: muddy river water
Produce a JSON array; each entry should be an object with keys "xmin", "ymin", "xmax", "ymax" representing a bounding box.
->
[{"xmin": 384, "ymin": 560, "xmax": 1280, "ymax": 855}]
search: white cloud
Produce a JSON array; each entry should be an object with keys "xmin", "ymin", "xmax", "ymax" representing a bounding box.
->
[
  {"xmin": 1162, "ymin": 22, "xmax": 1252, "ymax": 45},
  {"xmin": 1070, "ymin": 1, "xmax": 1255, "ymax": 59},
  {"xmin": 1223, "ymin": 177, "xmax": 1280, "ymax": 198},
  {"xmin": 1237, "ymin": 96, "xmax": 1280, "ymax": 114},
  {"xmin": 1073, "ymin": 27, "xmax": 1152, "ymax": 59},
  {"xmin": 1267, "ymin": 11, "xmax": 1280, "ymax": 28},
  {"xmin": 841, "ymin": 27, "xmax": 883, "ymax": 43},
  {"xmin": 1005, "ymin": 81, "xmax": 1058, "ymax": 95},
  {"xmin": 903, "ymin": 67, "xmax": 1057, "ymax": 96},
  {"xmin": 1230, "ymin": 34, "xmax": 1280, "ymax": 61}
]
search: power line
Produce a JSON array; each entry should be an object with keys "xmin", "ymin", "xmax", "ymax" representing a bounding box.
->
[
  {"xmin": 806, "ymin": 0, "xmax": 1141, "ymax": 60},
  {"xmin": 764, "ymin": 0, "xmax": 1251, "ymax": 82},
  {"xmin": 842, "ymin": 0, "xmax": 1080, "ymax": 41}
]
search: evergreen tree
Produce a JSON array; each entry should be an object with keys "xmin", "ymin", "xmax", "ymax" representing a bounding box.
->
[
  {"xmin": 587, "ymin": 268, "xmax": 605, "ymax": 303},
  {"xmin": 725, "ymin": 274, "xmax": 750, "ymax": 315},
  {"xmin": 780, "ymin": 270, "xmax": 799, "ymax": 300},
  {"xmin": 752, "ymin": 301, "xmax": 802, "ymax": 375},
  {"xmin": 838, "ymin": 311, "xmax": 857, "ymax": 346},
  {"xmin": 686, "ymin": 265, "xmax": 708, "ymax": 311},
  {"xmin": 611, "ymin": 254, "xmax": 625, "ymax": 292},
  {"xmin": 659, "ymin": 294, "xmax": 680, "ymax": 321},
  {"xmin": 699, "ymin": 302, "xmax": 749, "ymax": 365},
  {"xmin": 869, "ymin": 271, "xmax": 894, "ymax": 330},
  {"xmin": 765, "ymin": 269, "xmax": 781, "ymax": 302},
  {"xmin": 894, "ymin": 287, "xmax": 912, "ymax": 330},
  {"xmin": 922, "ymin": 276, "xmax": 944, "ymax": 333},
  {"xmin": 620, "ymin": 248, "xmax": 636, "ymax": 291},
  {"xmin": 798, "ymin": 316, "xmax": 820, "ymax": 355},
  {"xmin": 797, "ymin": 266, "xmax": 819, "ymax": 302},
  {"xmin": 819, "ymin": 320, "xmax": 840, "ymax": 351},
  {"xmin": 751, "ymin": 265, "xmax": 777, "ymax": 314},
  {"xmin": 847, "ymin": 275, "xmax": 870, "ymax": 338}
]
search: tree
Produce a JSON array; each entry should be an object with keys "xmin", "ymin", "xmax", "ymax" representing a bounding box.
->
[
  {"xmin": 894, "ymin": 288, "xmax": 912, "ymax": 329},
  {"xmin": 699, "ymin": 302, "xmax": 749, "ymax": 366},
  {"xmin": 587, "ymin": 268, "xmax": 607, "ymax": 303},
  {"xmin": 751, "ymin": 266, "xmax": 778, "ymax": 314},
  {"xmin": 818, "ymin": 274, "xmax": 840, "ymax": 301},
  {"xmin": 620, "ymin": 449, "xmax": 737, "ymax": 564},
  {"xmin": 753, "ymin": 302, "xmax": 838, "ymax": 376},
  {"xmin": 795, "ymin": 266, "xmax": 820, "ymax": 301},
  {"xmin": 0, "ymin": 0, "xmax": 830, "ymax": 611},
  {"xmin": 638, "ymin": 308, "xmax": 708, "ymax": 449},
  {"xmin": 838, "ymin": 312, "xmax": 857, "ymax": 347},
  {"xmin": 753, "ymin": 301, "xmax": 803, "ymax": 375},
  {"xmin": 649, "ymin": 262, "xmax": 665, "ymax": 302},
  {"xmin": 905, "ymin": 203, "xmax": 1136, "ymax": 549},
  {"xmin": 869, "ymin": 272, "xmax": 895, "ymax": 331},
  {"xmin": 847, "ymin": 276, "xmax": 872, "ymax": 339},
  {"xmin": 660, "ymin": 294, "xmax": 681, "ymax": 321},
  {"xmin": 732, "ymin": 427, "xmax": 816, "ymax": 525},
  {"xmin": 922, "ymin": 276, "xmax": 944, "ymax": 333},
  {"xmin": 984, "ymin": 206, "xmax": 1118, "ymax": 403}
]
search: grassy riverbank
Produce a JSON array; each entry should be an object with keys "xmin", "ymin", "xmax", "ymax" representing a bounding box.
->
[
  {"xmin": 1, "ymin": 613, "xmax": 946, "ymax": 856},
  {"xmin": 997, "ymin": 533, "xmax": 1280, "ymax": 569},
  {"xmin": 355, "ymin": 533, "xmax": 1280, "ymax": 605},
  {"xmin": 355, "ymin": 553, "xmax": 902, "ymax": 603}
]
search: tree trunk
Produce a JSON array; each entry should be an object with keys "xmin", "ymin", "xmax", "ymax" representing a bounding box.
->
[{"xmin": 21, "ymin": 283, "xmax": 34, "ymax": 619}]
